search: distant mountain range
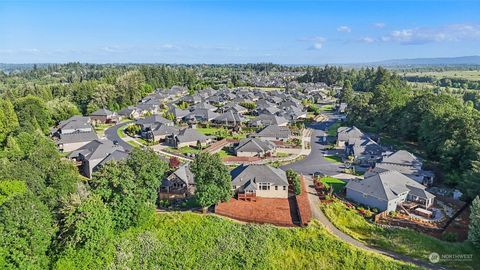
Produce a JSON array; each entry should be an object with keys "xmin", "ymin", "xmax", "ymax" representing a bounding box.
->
[{"xmin": 364, "ymin": 56, "xmax": 480, "ymax": 67}]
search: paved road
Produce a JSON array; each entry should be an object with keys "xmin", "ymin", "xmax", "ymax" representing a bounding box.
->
[
  {"xmin": 281, "ymin": 113, "xmax": 343, "ymax": 176},
  {"xmin": 303, "ymin": 176, "xmax": 447, "ymax": 270},
  {"xmin": 104, "ymin": 121, "xmax": 133, "ymax": 151}
]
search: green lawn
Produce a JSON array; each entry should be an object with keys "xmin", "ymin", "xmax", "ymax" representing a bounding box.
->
[
  {"xmin": 117, "ymin": 125, "xmax": 127, "ymax": 138},
  {"xmin": 196, "ymin": 127, "xmax": 247, "ymax": 139},
  {"xmin": 324, "ymin": 154, "xmax": 343, "ymax": 164},
  {"xmin": 320, "ymin": 201, "xmax": 478, "ymax": 270},
  {"xmin": 320, "ymin": 177, "xmax": 346, "ymax": 192},
  {"xmin": 127, "ymin": 141, "xmax": 140, "ymax": 148},
  {"xmin": 320, "ymin": 104, "xmax": 335, "ymax": 112},
  {"xmin": 404, "ymin": 70, "xmax": 480, "ymax": 81},
  {"xmin": 327, "ymin": 122, "xmax": 342, "ymax": 137},
  {"xmin": 57, "ymin": 212, "xmax": 419, "ymax": 270}
]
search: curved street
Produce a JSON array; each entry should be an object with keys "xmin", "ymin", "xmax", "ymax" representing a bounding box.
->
[{"xmin": 104, "ymin": 121, "xmax": 133, "ymax": 151}]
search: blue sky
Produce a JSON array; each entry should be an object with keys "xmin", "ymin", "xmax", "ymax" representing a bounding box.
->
[{"xmin": 1, "ymin": 0, "xmax": 479, "ymax": 64}]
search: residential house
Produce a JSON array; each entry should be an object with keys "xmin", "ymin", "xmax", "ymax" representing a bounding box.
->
[
  {"xmin": 90, "ymin": 108, "xmax": 118, "ymax": 124},
  {"xmin": 136, "ymin": 115, "xmax": 175, "ymax": 141},
  {"xmin": 166, "ymin": 106, "xmax": 190, "ymax": 122},
  {"xmin": 345, "ymin": 170, "xmax": 435, "ymax": 213},
  {"xmin": 370, "ymin": 150, "xmax": 434, "ymax": 185},
  {"xmin": 159, "ymin": 164, "xmax": 195, "ymax": 200},
  {"xmin": 337, "ymin": 126, "xmax": 367, "ymax": 147},
  {"xmin": 250, "ymin": 114, "xmax": 288, "ymax": 127},
  {"xmin": 251, "ymin": 125, "xmax": 292, "ymax": 142},
  {"xmin": 183, "ymin": 108, "xmax": 220, "ymax": 123},
  {"xmin": 68, "ymin": 139, "xmax": 128, "ymax": 178},
  {"xmin": 190, "ymin": 102, "xmax": 217, "ymax": 112},
  {"xmin": 52, "ymin": 116, "xmax": 99, "ymax": 152},
  {"xmin": 345, "ymin": 137, "xmax": 383, "ymax": 167},
  {"xmin": 234, "ymin": 138, "xmax": 276, "ymax": 157},
  {"xmin": 230, "ymin": 164, "xmax": 289, "ymax": 200},
  {"xmin": 166, "ymin": 128, "xmax": 213, "ymax": 148},
  {"xmin": 212, "ymin": 110, "xmax": 246, "ymax": 127},
  {"xmin": 118, "ymin": 106, "xmax": 141, "ymax": 119}
]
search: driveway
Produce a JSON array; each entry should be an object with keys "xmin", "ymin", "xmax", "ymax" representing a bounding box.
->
[
  {"xmin": 104, "ymin": 121, "xmax": 133, "ymax": 151},
  {"xmin": 303, "ymin": 175, "xmax": 448, "ymax": 270},
  {"xmin": 281, "ymin": 113, "xmax": 343, "ymax": 176}
]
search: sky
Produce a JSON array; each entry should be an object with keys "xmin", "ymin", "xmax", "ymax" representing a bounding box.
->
[{"xmin": 0, "ymin": 0, "xmax": 479, "ymax": 64}]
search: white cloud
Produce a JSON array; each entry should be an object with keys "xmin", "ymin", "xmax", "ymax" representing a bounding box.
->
[
  {"xmin": 373, "ymin": 22, "xmax": 386, "ymax": 28},
  {"xmin": 382, "ymin": 23, "xmax": 480, "ymax": 45},
  {"xmin": 337, "ymin": 26, "xmax": 352, "ymax": 33},
  {"xmin": 299, "ymin": 36, "xmax": 326, "ymax": 50},
  {"xmin": 360, "ymin": 37, "xmax": 375, "ymax": 43}
]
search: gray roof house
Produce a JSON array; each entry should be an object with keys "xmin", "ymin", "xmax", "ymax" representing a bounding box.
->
[
  {"xmin": 212, "ymin": 110, "xmax": 246, "ymax": 127},
  {"xmin": 159, "ymin": 164, "xmax": 196, "ymax": 200},
  {"xmin": 190, "ymin": 102, "xmax": 217, "ymax": 112},
  {"xmin": 337, "ymin": 126, "xmax": 367, "ymax": 147},
  {"xmin": 68, "ymin": 139, "xmax": 128, "ymax": 178},
  {"xmin": 346, "ymin": 170, "xmax": 435, "ymax": 213},
  {"xmin": 90, "ymin": 108, "xmax": 118, "ymax": 124},
  {"xmin": 183, "ymin": 108, "xmax": 220, "ymax": 123},
  {"xmin": 135, "ymin": 115, "xmax": 175, "ymax": 141},
  {"xmin": 234, "ymin": 138, "xmax": 276, "ymax": 157},
  {"xmin": 371, "ymin": 150, "xmax": 435, "ymax": 185},
  {"xmin": 230, "ymin": 164, "xmax": 289, "ymax": 199},
  {"xmin": 52, "ymin": 116, "xmax": 98, "ymax": 152},
  {"xmin": 345, "ymin": 137, "xmax": 383, "ymax": 166},
  {"xmin": 166, "ymin": 106, "xmax": 190, "ymax": 121},
  {"xmin": 118, "ymin": 106, "xmax": 140, "ymax": 119},
  {"xmin": 166, "ymin": 128, "xmax": 213, "ymax": 148},
  {"xmin": 250, "ymin": 114, "xmax": 288, "ymax": 127},
  {"xmin": 251, "ymin": 125, "xmax": 292, "ymax": 141}
]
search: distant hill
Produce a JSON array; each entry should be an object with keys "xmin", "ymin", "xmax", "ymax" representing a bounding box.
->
[{"xmin": 366, "ymin": 56, "xmax": 480, "ymax": 67}]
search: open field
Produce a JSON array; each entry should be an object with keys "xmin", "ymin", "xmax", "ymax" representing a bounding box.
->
[
  {"xmin": 404, "ymin": 70, "xmax": 480, "ymax": 81},
  {"xmin": 320, "ymin": 201, "xmax": 478, "ymax": 270},
  {"xmin": 66, "ymin": 212, "xmax": 420, "ymax": 270}
]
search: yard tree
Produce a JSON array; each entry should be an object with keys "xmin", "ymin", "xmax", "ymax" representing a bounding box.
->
[
  {"xmin": 14, "ymin": 95, "xmax": 52, "ymax": 134},
  {"xmin": 57, "ymin": 193, "xmax": 115, "ymax": 251},
  {"xmin": 0, "ymin": 99, "xmax": 19, "ymax": 143},
  {"xmin": 0, "ymin": 189, "xmax": 54, "ymax": 270},
  {"xmin": 339, "ymin": 79, "xmax": 354, "ymax": 104},
  {"xmin": 169, "ymin": 156, "xmax": 181, "ymax": 169},
  {"xmin": 116, "ymin": 70, "xmax": 146, "ymax": 107},
  {"xmin": 90, "ymin": 161, "xmax": 145, "ymax": 230},
  {"xmin": 190, "ymin": 153, "xmax": 232, "ymax": 210},
  {"xmin": 126, "ymin": 148, "xmax": 168, "ymax": 205},
  {"xmin": 286, "ymin": 169, "xmax": 301, "ymax": 195},
  {"xmin": 46, "ymin": 98, "xmax": 81, "ymax": 123},
  {"xmin": 468, "ymin": 196, "xmax": 480, "ymax": 247}
]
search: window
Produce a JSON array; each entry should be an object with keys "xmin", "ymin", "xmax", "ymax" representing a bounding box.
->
[
  {"xmin": 283, "ymin": 186, "xmax": 287, "ymax": 190},
  {"xmin": 259, "ymin": 183, "xmax": 270, "ymax": 190},
  {"xmin": 275, "ymin": 186, "xmax": 278, "ymax": 190}
]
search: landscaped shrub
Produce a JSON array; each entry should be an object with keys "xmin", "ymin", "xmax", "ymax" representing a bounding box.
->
[{"xmin": 286, "ymin": 169, "xmax": 302, "ymax": 195}]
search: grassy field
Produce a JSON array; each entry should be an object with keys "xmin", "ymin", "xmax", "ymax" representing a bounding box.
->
[
  {"xmin": 327, "ymin": 122, "xmax": 342, "ymax": 137},
  {"xmin": 323, "ymin": 154, "xmax": 343, "ymax": 164},
  {"xmin": 320, "ymin": 177, "xmax": 346, "ymax": 192},
  {"xmin": 320, "ymin": 201, "xmax": 478, "ymax": 270},
  {"xmin": 58, "ymin": 212, "xmax": 419, "ymax": 270},
  {"xmin": 404, "ymin": 70, "xmax": 480, "ymax": 81}
]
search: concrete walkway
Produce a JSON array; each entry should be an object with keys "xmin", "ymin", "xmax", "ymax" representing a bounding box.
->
[{"xmin": 303, "ymin": 176, "xmax": 449, "ymax": 270}]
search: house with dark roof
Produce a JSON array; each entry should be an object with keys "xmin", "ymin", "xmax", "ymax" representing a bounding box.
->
[
  {"xmin": 118, "ymin": 106, "xmax": 141, "ymax": 119},
  {"xmin": 345, "ymin": 137, "xmax": 383, "ymax": 167},
  {"xmin": 234, "ymin": 138, "xmax": 276, "ymax": 157},
  {"xmin": 67, "ymin": 139, "xmax": 128, "ymax": 178},
  {"xmin": 166, "ymin": 106, "xmax": 190, "ymax": 122},
  {"xmin": 250, "ymin": 114, "xmax": 288, "ymax": 127},
  {"xmin": 159, "ymin": 164, "xmax": 195, "ymax": 200},
  {"xmin": 190, "ymin": 102, "xmax": 217, "ymax": 112},
  {"xmin": 251, "ymin": 125, "xmax": 292, "ymax": 142},
  {"xmin": 183, "ymin": 108, "xmax": 220, "ymax": 123},
  {"xmin": 52, "ymin": 116, "xmax": 99, "ymax": 152},
  {"xmin": 230, "ymin": 164, "xmax": 289, "ymax": 200},
  {"xmin": 345, "ymin": 170, "xmax": 435, "ymax": 212},
  {"xmin": 135, "ymin": 114, "xmax": 175, "ymax": 141},
  {"xmin": 371, "ymin": 150, "xmax": 434, "ymax": 185},
  {"xmin": 90, "ymin": 108, "xmax": 118, "ymax": 124},
  {"xmin": 212, "ymin": 110, "xmax": 246, "ymax": 127},
  {"xmin": 337, "ymin": 126, "xmax": 367, "ymax": 147},
  {"xmin": 166, "ymin": 128, "xmax": 213, "ymax": 148}
]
